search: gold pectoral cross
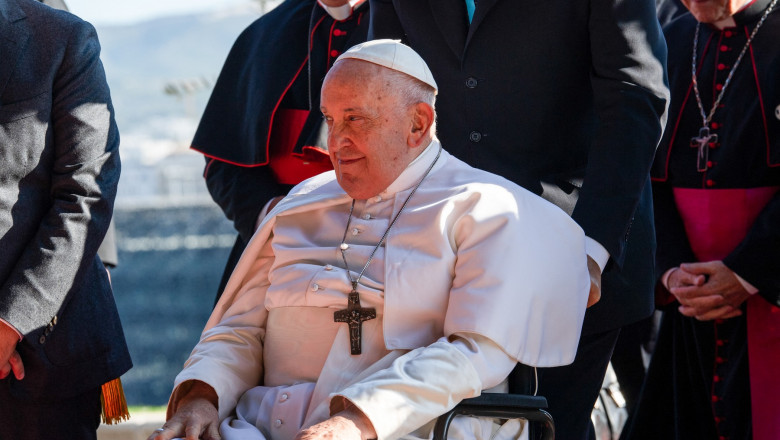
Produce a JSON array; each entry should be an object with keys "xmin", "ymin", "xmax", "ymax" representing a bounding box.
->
[
  {"xmin": 333, "ymin": 283, "xmax": 376, "ymax": 355},
  {"xmin": 690, "ymin": 126, "xmax": 718, "ymax": 172}
]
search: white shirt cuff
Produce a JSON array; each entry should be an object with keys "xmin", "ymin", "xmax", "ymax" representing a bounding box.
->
[
  {"xmin": 735, "ymin": 273, "xmax": 759, "ymax": 295},
  {"xmin": 0, "ymin": 319, "xmax": 22, "ymax": 342},
  {"xmin": 584, "ymin": 236, "xmax": 610, "ymax": 273}
]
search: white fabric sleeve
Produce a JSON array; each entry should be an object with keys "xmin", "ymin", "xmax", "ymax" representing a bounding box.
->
[
  {"xmin": 170, "ymin": 239, "xmax": 274, "ymax": 421},
  {"xmin": 332, "ymin": 333, "xmax": 516, "ymax": 440},
  {"xmin": 585, "ymin": 236, "xmax": 610, "ymax": 272}
]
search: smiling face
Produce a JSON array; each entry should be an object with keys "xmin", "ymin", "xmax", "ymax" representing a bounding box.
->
[
  {"xmin": 320, "ymin": 60, "xmax": 428, "ymax": 199},
  {"xmin": 681, "ymin": 0, "xmax": 752, "ymax": 25}
]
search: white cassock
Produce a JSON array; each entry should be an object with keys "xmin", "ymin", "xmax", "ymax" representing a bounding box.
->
[{"xmin": 169, "ymin": 140, "xmax": 590, "ymax": 440}]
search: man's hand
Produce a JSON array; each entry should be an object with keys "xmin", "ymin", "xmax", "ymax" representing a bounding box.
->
[
  {"xmin": 669, "ymin": 261, "xmax": 750, "ymax": 321},
  {"xmin": 294, "ymin": 405, "xmax": 376, "ymax": 440},
  {"xmin": 586, "ymin": 255, "xmax": 601, "ymax": 307},
  {"xmin": 0, "ymin": 323, "xmax": 24, "ymax": 380},
  {"xmin": 148, "ymin": 381, "xmax": 220, "ymax": 440}
]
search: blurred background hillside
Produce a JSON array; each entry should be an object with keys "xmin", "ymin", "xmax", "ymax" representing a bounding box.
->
[{"xmin": 65, "ymin": 0, "xmax": 280, "ymax": 405}]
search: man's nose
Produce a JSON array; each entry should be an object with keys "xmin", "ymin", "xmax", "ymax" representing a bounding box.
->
[{"xmin": 328, "ymin": 123, "xmax": 348, "ymax": 149}]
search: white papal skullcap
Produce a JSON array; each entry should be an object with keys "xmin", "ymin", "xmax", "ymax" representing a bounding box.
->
[{"xmin": 335, "ymin": 39, "xmax": 438, "ymax": 92}]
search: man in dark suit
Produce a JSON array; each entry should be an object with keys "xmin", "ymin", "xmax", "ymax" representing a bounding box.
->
[
  {"xmin": 368, "ymin": 1, "xmax": 669, "ymax": 438},
  {"xmin": 0, "ymin": 0, "xmax": 132, "ymax": 438}
]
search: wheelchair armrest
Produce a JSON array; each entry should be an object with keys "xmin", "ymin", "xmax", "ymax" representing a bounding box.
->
[{"xmin": 432, "ymin": 393, "xmax": 555, "ymax": 440}]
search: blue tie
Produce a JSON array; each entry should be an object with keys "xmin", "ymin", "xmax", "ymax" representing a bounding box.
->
[{"xmin": 465, "ymin": 0, "xmax": 475, "ymax": 23}]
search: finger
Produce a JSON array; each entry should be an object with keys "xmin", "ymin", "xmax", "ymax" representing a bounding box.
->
[
  {"xmin": 9, "ymin": 351, "xmax": 24, "ymax": 380},
  {"xmin": 670, "ymin": 285, "xmax": 713, "ymax": 301},
  {"xmin": 204, "ymin": 422, "xmax": 221, "ymax": 440},
  {"xmin": 677, "ymin": 294, "xmax": 723, "ymax": 310},
  {"xmin": 681, "ymin": 261, "xmax": 715, "ymax": 274},
  {"xmin": 148, "ymin": 421, "xmax": 182, "ymax": 440},
  {"xmin": 0, "ymin": 362, "xmax": 10, "ymax": 380},
  {"xmin": 719, "ymin": 309, "xmax": 743, "ymax": 319},
  {"xmin": 185, "ymin": 423, "xmax": 205, "ymax": 440},
  {"xmin": 695, "ymin": 304, "xmax": 734, "ymax": 321}
]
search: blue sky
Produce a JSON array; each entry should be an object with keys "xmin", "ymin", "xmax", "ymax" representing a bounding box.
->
[{"xmin": 65, "ymin": 0, "xmax": 248, "ymax": 25}]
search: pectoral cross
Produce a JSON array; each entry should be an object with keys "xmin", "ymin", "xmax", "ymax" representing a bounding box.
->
[
  {"xmin": 690, "ymin": 126, "xmax": 718, "ymax": 172},
  {"xmin": 334, "ymin": 282, "xmax": 376, "ymax": 355}
]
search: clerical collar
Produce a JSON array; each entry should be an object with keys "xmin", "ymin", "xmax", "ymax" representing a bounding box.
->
[
  {"xmin": 317, "ymin": 0, "xmax": 366, "ymax": 21},
  {"xmin": 381, "ymin": 139, "xmax": 442, "ymax": 197},
  {"xmin": 733, "ymin": 0, "xmax": 775, "ymax": 25}
]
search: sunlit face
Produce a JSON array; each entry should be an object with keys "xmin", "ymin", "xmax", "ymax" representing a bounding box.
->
[
  {"xmin": 320, "ymin": 61, "xmax": 419, "ymax": 200},
  {"xmin": 318, "ymin": 0, "xmax": 350, "ymax": 7},
  {"xmin": 681, "ymin": 0, "xmax": 752, "ymax": 24}
]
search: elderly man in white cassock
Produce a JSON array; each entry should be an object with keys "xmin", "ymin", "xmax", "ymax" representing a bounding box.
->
[{"xmin": 150, "ymin": 40, "xmax": 591, "ymax": 440}]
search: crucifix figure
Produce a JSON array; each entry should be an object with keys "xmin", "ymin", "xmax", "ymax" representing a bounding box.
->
[
  {"xmin": 334, "ymin": 282, "xmax": 376, "ymax": 355},
  {"xmin": 690, "ymin": 126, "xmax": 717, "ymax": 172}
]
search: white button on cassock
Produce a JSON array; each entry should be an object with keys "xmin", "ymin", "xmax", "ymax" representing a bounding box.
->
[
  {"xmin": 274, "ymin": 419, "xmax": 283, "ymax": 428},
  {"xmin": 311, "ymin": 284, "xmax": 319, "ymax": 291}
]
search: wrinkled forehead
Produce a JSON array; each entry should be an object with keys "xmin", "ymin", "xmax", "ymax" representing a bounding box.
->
[{"xmin": 322, "ymin": 59, "xmax": 389, "ymax": 98}]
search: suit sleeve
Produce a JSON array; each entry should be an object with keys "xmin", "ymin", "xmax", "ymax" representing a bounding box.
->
[
  {"xmin": 572, "ymin": 0, "xmax": 670, "ymax": 266},
  {"xmin": 723, "ymin": 192, "xmax": 780, "ymax": 306},
  {"xmin": 204, "ymin": 158, "xmax": 290, "ymax": 242},
  {"xmin": 0, "ymin": 20, "xmax": 119, "ymax": 336}
]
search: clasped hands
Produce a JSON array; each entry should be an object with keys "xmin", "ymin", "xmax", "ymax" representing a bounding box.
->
[
  {"xmin": 149, "ymin": 381, "xmax": 376, "ymax": 440},
  {"xmin": 667, "ymin": 260, "xmax": 751, "ymax": 321}
]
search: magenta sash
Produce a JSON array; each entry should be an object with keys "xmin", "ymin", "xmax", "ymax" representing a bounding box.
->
[{"xmin": 673, "ymin": 187, "xmax": 780, "ymax": 440}]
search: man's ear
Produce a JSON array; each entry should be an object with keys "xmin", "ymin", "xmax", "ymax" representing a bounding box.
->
[{"xmin": 407, "ymin": 102, "xmax": 434, "ymax": 148}]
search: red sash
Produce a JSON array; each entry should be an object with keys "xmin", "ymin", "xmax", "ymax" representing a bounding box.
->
[
  {"xmin": 673, "ymin": 187, "xmax": 780, "ymax": 440},
  {"xmin": 268, "ymin": 109, "xmax": 332, "ymax": 185}
]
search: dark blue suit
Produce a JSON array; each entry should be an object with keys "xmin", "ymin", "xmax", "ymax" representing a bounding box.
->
[
  {"xmin": 0, "ymin": 0, "xmax": 131, "ymax": 437},
  {"xmin": 368, "ymin": 1, "xmax": 669, "ymax": 437}
]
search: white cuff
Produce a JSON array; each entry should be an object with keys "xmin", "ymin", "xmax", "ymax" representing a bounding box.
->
[
  {"xmin": 0, "ymin": 319, "xmax": 22, "ymax": 342},
  {"xmin": 734, "ymin": 273, "xmax": 759, "ymax": 295},
  {"xmin": 584, "ymin": 236, "xmax": 610, "ymax": 273}
]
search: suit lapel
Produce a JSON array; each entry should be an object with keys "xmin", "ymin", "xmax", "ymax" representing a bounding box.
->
[
  {"xmin": 428, "ymin": 0, "xmax": 468, "ymax": 61},
  {"xmin": 465, "ymin": 0, "xmax": 500, "ymax": 50},
  {"xmin": 0, "ymin": 0, "xmax": 28, "ymax": 101}
]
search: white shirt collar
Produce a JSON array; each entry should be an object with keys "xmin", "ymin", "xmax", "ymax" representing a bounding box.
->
[
  {"xmin": 383, "ymin": 139, "xmax": 442, "ymax": 197},
  {"xmin": 317, "ymin": 0, "xmax": 365, "ymax": 21}
]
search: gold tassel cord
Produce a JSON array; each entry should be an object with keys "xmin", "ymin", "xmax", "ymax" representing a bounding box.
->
[{"xmin": 100, "ymin": 377, "xmax": 130, "ymax": 425}]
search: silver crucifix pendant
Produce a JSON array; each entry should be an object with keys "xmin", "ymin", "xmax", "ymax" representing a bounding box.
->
[{"xmin": 690, "ymin": 126, "xmax": 717, "ymax": 172}]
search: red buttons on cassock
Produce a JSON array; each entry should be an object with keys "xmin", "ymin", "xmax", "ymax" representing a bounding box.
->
[
  {"xmin": 707, "ymin": 179, "xmax": 715, "ymax": 187},
  {"xmin": 330, "ymin": 50, "xmax": 339, "ymax": 57},
  {"xmin": 716, "ymin": 84, "xmax": 723, "ymax": 91},
  {"xmin": 725, "ymin": 30, "xmax": 733, "ymax": 37},
  {"xmin": 714, "ymin": 375, "xmax": 722, "ymax": 382},
  {"xmin": 720, "ymin": 45, "xmax": 729, "ymax": 52},
  {"xmin": 712, "ymin": 395, "xmax": 720, "ymax": 402},
  {"xmin": 707, "ymin": 161, "xmax": 714, "ymax": 168},
  {"xmin": 333, "ymin": 29, "xmax": 343, "ymax": 36},
  {"xmin": 716, "ymin": 356, "xmax": 726, "ymax": 363},
  {"xmin": 712, "ymin": 122, "xmax": 720, "ymax": 129},
  {"xmin": 717, "ymin": 339, "xmax": 725, "ymax": 346}
]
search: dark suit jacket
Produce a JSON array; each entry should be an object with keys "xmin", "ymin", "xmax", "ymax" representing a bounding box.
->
[
  {"xmin": 369, "ymin": 0, "xmax": 670, "ymax": 334},
  {"xmin": 0, "ymin": 0, "xmax": 131, "ymax": 401}
]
